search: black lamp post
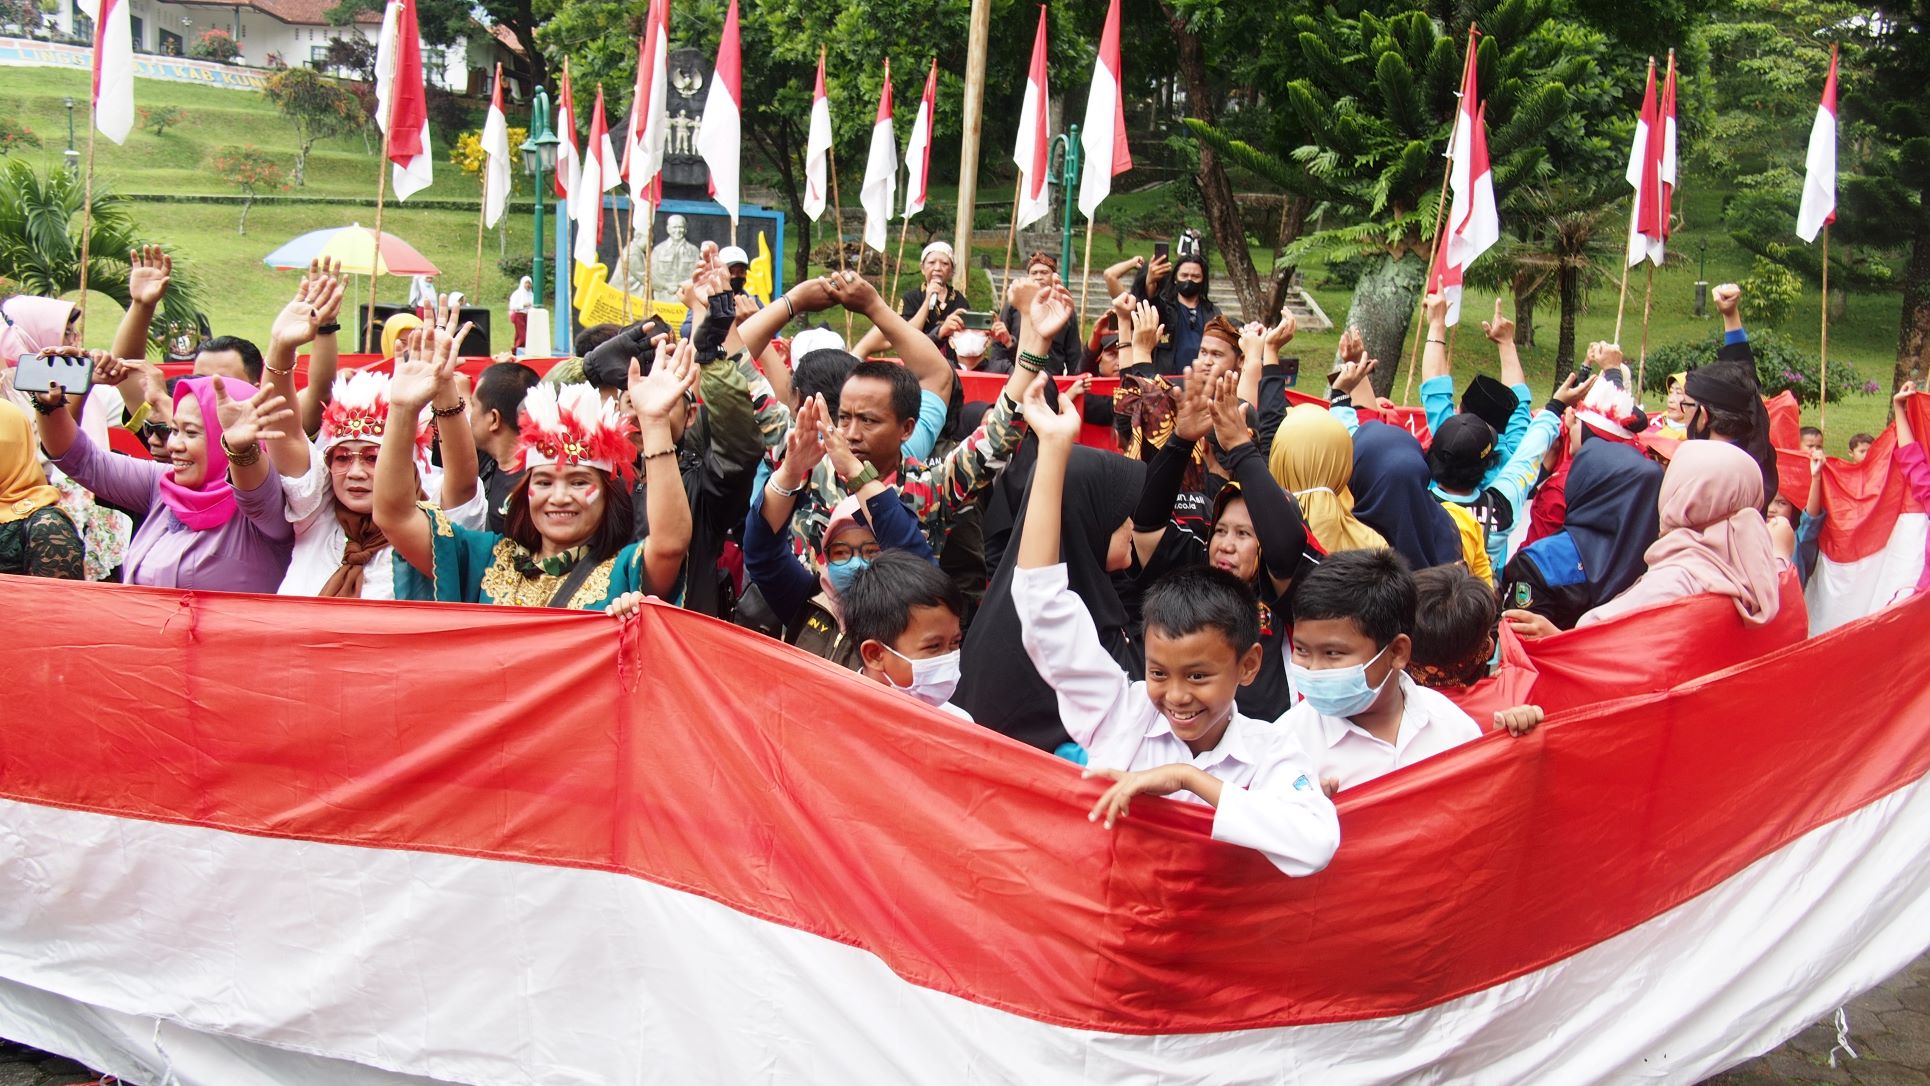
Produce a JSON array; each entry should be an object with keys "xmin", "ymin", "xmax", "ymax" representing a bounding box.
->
[
  {"xmin": 62, "ymin": 96, "xmax": 77, "ymax": 173},
  {"xmin": 518, "ymin": 85, "xmax": 559, "ymax": 306}
]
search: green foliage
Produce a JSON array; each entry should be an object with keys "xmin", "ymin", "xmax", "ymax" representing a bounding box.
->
[
  {"xmin": 138, "ymin": 106, "xmax": 185, "ymax": 138},
  {"xmin": 1740, "ymin": 255, "xmax": 1802, "ymax": 327},
  {"xmin": 262, "ymin": 68, "xmax": 364, "ymax": 187},
  {"xmin": 190, "ymin": 28, "xmax": 239, "ymax": 62},
  {"xmin": 322, "ymin": 35, "xmax": 376, "ymax": 80},
  {"xmin": 497, "ymin": 254, "xmax": 532, "ymax": 282},
  {"xmin": 1645, "ymin": 328, "xmax": 1842, "ymax": 406},
  {"xmin": 0, "ymin": 119, "xmax": 40, "ymax": 156},
  {"xmin": 208, "ymin": 146, "xmax": 288, "ymax": 234},
  {"xmin": 0, "ymin": 160, "xmax": 204, "ymax": 354}
]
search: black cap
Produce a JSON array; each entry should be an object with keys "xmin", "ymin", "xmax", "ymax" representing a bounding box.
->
[
  {"xmin": 1427, "ymin": 413, "xmax": 1497, "ymax": 481},
  {"xmin": 1460, "ymin": 374, "xmax": 1518, "ymax": 436}
]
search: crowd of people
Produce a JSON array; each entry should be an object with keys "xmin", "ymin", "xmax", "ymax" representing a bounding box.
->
[{"xmin": 3, "ymin": 235, "xmax": 1926, "ymax": 879}]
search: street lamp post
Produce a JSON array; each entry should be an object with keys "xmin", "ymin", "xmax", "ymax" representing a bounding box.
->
[
  {"xmin": 1695, "ymin": 239, "xmax": 1709, "ymax": 318},
  {"xmin": 62, "ymin": 97, "xmax": 78, "ymax": 174},
  {"xmin": 1048, "ymin": 124, "xmax": 1082, "ymax": 281},
  {"xmin": 519, "ymin": 85, "xmax": 558, "ymax": 308}
]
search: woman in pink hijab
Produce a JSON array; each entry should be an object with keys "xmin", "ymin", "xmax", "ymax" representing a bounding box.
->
[
  {"xmin": 32, "ymin": 358, "xmax": 296, "ymax": 592},
  {"xmin": 1577, "ymin": 439, "xmax": 1784, "ymax": 628}
]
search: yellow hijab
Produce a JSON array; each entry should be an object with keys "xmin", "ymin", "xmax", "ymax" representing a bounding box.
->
[
  {"xmin": 0, "ymin": 400, "xmax": 60, "ymax": 523},
  {"xmin": 1266, "ymin": 403, "xmax": 1387, "ymax": 554}
]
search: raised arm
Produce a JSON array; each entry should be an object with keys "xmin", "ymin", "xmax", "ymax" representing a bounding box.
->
[
  {"xmin": 370, "ymin": 340, "xmax": 452, "ymax": 574},
  {"xmin": 421, "ymin": 299, "xmax": 479, "ymax": 509},
  {"xmin": 628, "ymin": 339, "xmax": 703, "ymax": 596},
  {"xmin": 208, "ymin": 377, "xmax": 295, "ymax": 496},
  {"xmin": 1102, "ymin": 255, "xmax": 1144, "ymax": 300},
  {"xmin": 261, "ymin": 268, "xmax": 345, "ymax": 478},
  {"xmin": 1130, "ymin": 369, "xmax": 1210, "ymax": 565},
  {"xmin": 1017, "ymin": 379, "xmax": 1081, "ymax": 569},
  {"xmin": 1214, "ymin": 373, "xmax": 1305, "ymax": 591},
  {"xmin": 1482, "ymin": 299, "xmax": 1525, "ymax": 389},
  {"xmin": 759, "ymin": 393, "xmax": 829, "ymax": 533},
  {"xmin": 299, "ymin": 257, "xmax": 346, "ymax": 438},
  {"xmin": 829, "ymin": 270, "xmax": 955, "ymax": 402},
  {"xmin": 1418, "ymin": 293, "xmax": 1456, "ymax": 434},
  {"xmin": 114, "ymin": 245, "xmax": 169, "ymax": 364}
]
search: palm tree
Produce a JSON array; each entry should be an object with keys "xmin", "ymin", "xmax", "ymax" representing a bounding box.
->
[
  {"xmin": 0, "ymin": 160, "xmax": 204, "ymax": 353},
  {"xmin": 1465, "ymin": 183, "xmax": 1624, "ymax": 385}
]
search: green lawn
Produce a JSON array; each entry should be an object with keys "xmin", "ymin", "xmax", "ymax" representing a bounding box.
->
[{"xmin": 1, "ymin": 63, "xmax": 1906, "ymax": 451}]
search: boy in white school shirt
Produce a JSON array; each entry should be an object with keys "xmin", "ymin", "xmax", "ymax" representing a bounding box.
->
[
  {"xmin": 1011, "ymin": 381, "xmax": 1339, "ymax": 878},
  {"xmin": 1281, "ymin": 548, "xmax": 1484, "ymax": 795}
]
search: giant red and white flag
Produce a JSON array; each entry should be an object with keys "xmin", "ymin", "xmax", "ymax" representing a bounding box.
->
[
  {"xmin": 696, "ymin": 0, "xmax": 743, "ymax": 226},
  {"xmin": 860, "ymin": 61, "xmax": 896, "ymax": 251},
  {"xmin": 5, "ymin": 560, "xmax": 1930, "ymax": 1085},
  {"xmin": 481, "ymin": 63, "xmax": 512, "ymax": 229},
  {"xmin": 1426, "ymin": 33, "xmax": 1498, "ymax": 327},
  {"xmin": 902, "ymin": 59, "xmax": 938, "ymax": 220},
  {"xmin": 1797, "ymin": 45, "xmax": 1839, "ymax": 243},
  {"xmin": 572, "ymin": 85, "xmax": 619, "ymax": 267},
  {"xmin": 802, "ymin": 49, "xmax": 833, "ymax": 222},
  {"xmin": 1077, "ymin": 0, "xmax": 1131, "ymax": 219},
  {"xmin": 78, "ymin": 0, "xmax": 131, "ymax": 144},
  {"xmin": 1656, "ymin": 52, "xmax": 1678, "ymax": 260},
  {"xmin": 555, "ymin": 63, "xmax": 580, "ymax": 210},
  {"xmin": 1625, "ymin": 58, "xmax": 1670, "ymax": 267},
  {"xmin": 623, "ymin": 0, "xmax": 671, "ymax": 212},
  {"xmin": 1013, "ymin": 6, "xmax": 1052, "ymax": 230},
  {"xmin": 374, "ymin": 0, "xmax": 432, "ymax": 200}
]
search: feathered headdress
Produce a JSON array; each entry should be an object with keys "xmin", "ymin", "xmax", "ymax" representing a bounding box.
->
[
  {"xmin": 1575, "ymin": 375, "xmax": 1649, "ymax": 444},
  {"xmin": 511, "ymin": 383, "xmax": 638, "ymax": 483},
  {"xmin": 319, "ymin": 371, "xmax": 432, "ymax": 457}
]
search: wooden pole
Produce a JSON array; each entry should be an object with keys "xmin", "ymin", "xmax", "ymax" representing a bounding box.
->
[
  {"xmin": 618, "ymin": 197, "xmax": 635, "ymax": 323},
  {"xmin": 1637, "ymin": 261, "xmax": 1655, "ymax": 400},
  {"xmin": 638, "ymin": 202, "xmax": 657, "ymax": 323},
  {"xmin": 74, "ymin": 99, "xmax": 99, "ymax": 344},
  {"xmin": 1079, "ymin": 218, "xmax": 1096, "ymax": 326},
  {"xmin": 1613, "ymin": 202, "xmax": 1637, "ymax": 345},
  {"xmin": 999, "ymin": 183, "xmax": 1022, "ymax": 301},
  {"xmin": 1399, "ymin": 164, "xmax": 1454, "ymax": 406},
  {"xmin": 365, "ymin": 42, "xmax": 399, "ymax": 355},
  {"xmin": 472, "ymin": 174, "xmax": 488, "ymax": 301},
  {"xmin": 828, "ymin": 141, "xmax": 853, "ymax": 341},
  {"xmin": 952, "ymin": 0, "xmax": 992, "ymax": 295},
  {"xmin": 1819, "ymin": 224, "xmax": 1831, "ymax": 430},
  {"xmin": 890, "ymin": 215, "xmax": 912, "ymax": 301}
]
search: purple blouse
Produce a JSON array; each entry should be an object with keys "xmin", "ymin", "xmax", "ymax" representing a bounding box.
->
[{"xmin": 53, "ymin": 430, "xmax": 293, "ymax": 593}]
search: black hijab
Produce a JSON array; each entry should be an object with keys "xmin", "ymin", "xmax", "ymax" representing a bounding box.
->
[
  {"xmin": 1349, "ymin": 421, "xmax": 1463, "ymax": 570},
  {"xmin": 1563, "ymin": 440, "xmax": 1664, "ymax": 608},
  {"xmin": 957, "ymin": 444, "xmax": 1147, "ymax": 752},
  {"xmin": 1685, "ymin": 360, "xmax": 1779, "ymax": 511}
]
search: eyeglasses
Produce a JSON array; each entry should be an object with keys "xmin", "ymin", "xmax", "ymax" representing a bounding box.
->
[
  {"xmin": 327, "ymin": 449, "xmax": 380, "ymax": 472},
  {"xmin": 824, "ymin": 541, "xmax": 882, "ymax": 563}
]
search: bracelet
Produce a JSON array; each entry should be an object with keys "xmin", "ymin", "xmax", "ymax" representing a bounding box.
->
[
  {"xmin": 642, "ymin": 447, "xmax": 677, "ymax": 461},
  {"xmin": 220, "ymin": 434, "xmax": 262, "ymax": 466},
  {"xmin": 780, "ymin": 296, "xmax": 796, "ymax": 321},
  {"xmin": 1427, "ymin": 338, "xmax": 1448, "ymax": 346},
  {"xmin": 768, "ymin": 475, "xmax": 807, "ymax": 498},
  {"xmin": 263, "ymin": 363, "xmax": 294, "ymax": 376},
  {"xmin": 1018, "ymin": 350, "xmax": 1051, "ymax": 370},
  {"xmin": 430, "ymin": 398, "xmax": 467, "ymax": 419},
  {"xmin": 31, "ymin": 395, "xmax": 62, "ymax": 415},
  {"xmin": 316, "ymin": 322, "xmax": 340, "ymax": 335}
]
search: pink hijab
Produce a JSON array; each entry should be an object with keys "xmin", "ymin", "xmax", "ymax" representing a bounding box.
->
[
  {"xmin": 0, "ymin": 296, "xmax": 76, "ymax": 359},
  {"xmin": 159, "ymin": 376, "xmax": 254, "ymax": 531},
  {"xmin": 1579, "ymin": 440, "xmax": 1781, "ymax": 627},
  {"xmin": 815, "ymin": 495, "xmax": 867, "ymax": 625}
]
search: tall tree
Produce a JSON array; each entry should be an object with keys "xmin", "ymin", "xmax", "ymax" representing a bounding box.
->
[
  {"xmin": 1857, "ymin": 2, "xmax": 1930, "ymax": 391},
  {"xmin": 263, "ymin": 67, "xmax": 365, "ymax": 187}
]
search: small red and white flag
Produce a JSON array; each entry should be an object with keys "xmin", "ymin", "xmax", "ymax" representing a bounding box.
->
[
  {"xmin": 374, "ymin": 0, "xmax": 432, "ymax": 200},
  {"xmin": 481, "ymin": 63, "xmax": 511, "ymax": 229},
  {"xmin": 860, "ymin": 61, "xmax": 897, "ymax": 252},
  {"xmin": 1077, "ymin": 0, "xmax": 1131, "ymax": 219},
  {"xmin": 572, "ymin": 85, "xmax": 620, "ymax": 268},
  {"xmin": 1797, "ymin": 45, "xmax": 1839, "ymax": 244},
  {"xmin": 902, "ymin": 59, "xmax": 938, "ymax": 220},
  {"xmin": 1013, "ymin": 6, "xmax": 1052, "ymax": 231},
  {"xmin": 1426, "ymin": 31, "xmax": 1499, "ymax": 327},
  {"xmin": 555, "ymin": 63, "xmax": 580, "ymax": 210},
  {"xmin": 802, "ymin": 49, "xmax": 834, "ymax": 222},
  {"xmin": 1625, "ymin": 55, "xmax": 1676, "ymax": 267},
  {"xmin": 696, "ymin": 0, "xmax": 743, "ymax": 226},
  {"xmin": 623, "ymin": 0, "xmax": 671, "ymax": 212},
  {"xmin": 78, "ymin": 0, "xmax": 131, "ymax": 144}
]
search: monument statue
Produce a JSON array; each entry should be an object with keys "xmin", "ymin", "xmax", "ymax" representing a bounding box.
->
[{"xmin": 626, "ymin": 213, "xmax": 701, "ymax": 301}]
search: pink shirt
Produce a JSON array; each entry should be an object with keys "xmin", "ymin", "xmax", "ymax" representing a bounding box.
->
[{"xmin": 1896, "ymin": 442, "xmax": 1930, "ymax": 592}]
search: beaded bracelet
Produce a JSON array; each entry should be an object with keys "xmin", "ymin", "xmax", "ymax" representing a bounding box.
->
[{"xmin": 430, "ymin": 398, "xmax": 468, "ymax": 419}]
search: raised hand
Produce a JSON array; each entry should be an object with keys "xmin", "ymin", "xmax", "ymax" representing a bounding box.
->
[
  {"xmin": 1553, "ymin": 368, "xmax": 1601, "ymax": 408},
  {"xmin": 1481, "ymin": 298, "xmax": 1515, "ymax": 345},
  {"xmin": 825, "ymin": 268, "xmax": 883, "ymax": 314},
  {"xmin": 1173, "ymin": 366, "xmax": 1212, "ymax": 442},
  {"xmin": 779, "ymin": 394, "xmax": 830, "ymax": 478},
  {"xmin": 1333, "ymin": 356, "xmax": 1378, "ymax": 396},
  {"xmin": 1894, "ymin": 380, "xmax": 1918, "ymax": 410},
  {"xmin": 817, "ymin": 393, "xmax": 865, "ymax": 481},
  {"xmin": 388, "ymin": 332, "xmax": 443, "ymax": 411},
  {"xmin": 1266, "ymin": 307, "xmax": 1297, "ymax": 350},
  {"xmin": 629, "ymin": 338, "xmax": 700, "ymax": 422},
  {"xmin": 1585, "ymin": 340, "xmax": 1624, "ymax": 373},
  {"xmin": 788, "ymin": 276, "xmax": 837, "ymax": 315},
  {"xmin": 1019, "ymin": 375, "xmax": 1082, "ymax": 446},
  {"xmin": 1712, "ymin": 282, "xmax": 1741, "ymax": 318},
  {"xmin": 308, "ymin": 257, "xmax": 346, "ymax": 323},
  {"xmin": 210, "ymin": 378, "xmax": 293, "ymax": 449},
  {"xmin": 1238, "ymin": 321, "xmax": 1268, "ymax": 362},
  {"xmin": 1109, "ymin": 290, "xmax": 1136, "ymax": 330},
  {"xmin": 1146, "ymin": 253, "xmax": 1172, "ymax": 291},
  {"xmin": 1130, "ymin": 300, "xmax": 1162, "ymax": 360},
  {"xmin": 1209, "ymin": 372, "xmax": 1250, "ymax": 450},
  {"xmin": 1028, "ymin": 282, "xmax": 1076, "ymax": 341},
  {"xmin": 127, "ymin": 245, "xmax": 172, "ymax": 308},
  {"xmin": 270, "ymin": 268, "xmax": 344, "ymax": 350},
  {"xmin": 1423, "ymin": 292, "xmax": 1448, "ymax": 327},
  {"xmin": 1337, "ymin": 325, "xmax": 1365, "ymax": 365}
]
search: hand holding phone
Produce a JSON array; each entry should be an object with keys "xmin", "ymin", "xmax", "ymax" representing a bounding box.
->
[
  {"xmin": 1153, "ymin": 241, "xmax": 1170, "ymax": 262},
  {"xmin": 13, "ymin": 352, "xmax": 94, "ymax": 396}
]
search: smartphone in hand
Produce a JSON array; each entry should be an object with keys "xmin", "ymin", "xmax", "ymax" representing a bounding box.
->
[{"xmin": 12, "ymin": 353, "xmax": 93, "ymax": 396}]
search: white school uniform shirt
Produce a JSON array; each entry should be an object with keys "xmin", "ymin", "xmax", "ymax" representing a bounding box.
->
[
  {"xmin": 1277, "ymin": 671, "xmax": 1482, "ymax": 793},
  {"xmin": 1013, "ymin": 563, "xmax": 1340, "ymax": 877},
  {"xmin": 276, "ymin": 445, "xmax": 487, "ymax": 599}
]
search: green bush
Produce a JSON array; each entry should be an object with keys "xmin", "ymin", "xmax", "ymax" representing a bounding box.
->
[
  {"xmin": 1740, "ymin": 255, "xmax": 1802, "ymax": 328},
  {"xmin": 1643, "ymin": 328, "xmax": 1843, "ymax": 406},
  {"xmin": 1316, "ymin": 250, "xmax": 1377, "ymax": 290},
  {"xmin": 497, "ymin": 254, "xmax": 532, "ymax": 282}
]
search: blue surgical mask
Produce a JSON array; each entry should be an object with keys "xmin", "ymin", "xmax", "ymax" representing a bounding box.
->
[
  {"xmin": 1289, "ymin": 644, "xmax": 1393, "ymax": 718},
  {"xmin": 825, "ymin": 555, "xmax": 872, "ymax": 594}
]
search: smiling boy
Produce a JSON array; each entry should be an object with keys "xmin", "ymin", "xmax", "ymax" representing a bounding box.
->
[{"xmin": 1011, "ymin": 381, "xmax": 1339, "ymax": 877}]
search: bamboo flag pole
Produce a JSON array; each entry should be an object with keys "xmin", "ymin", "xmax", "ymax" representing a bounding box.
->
[
  {"xmin": 1637, "ymin": 261, "xmax": 1656, "ymax": 396},
  {"xmin": 890, "ymin": 215, "xmax": 912, "ymax": 301},
  {"xmin": 827, "ymin": 141, "xmax": 853, "ymax": 341},
  {"xmin": 74, "ymin": 97, "xmax": 100, "ymax": 344},
  {"xmin": 1614, "ymin": 56, "xmax": 1657, "ymax": 346},
  {"xmin": 618, "ymin": 197, "xmax": 635, "ymax": 323},
  {"xmin": 638, "ymin": 203, "xmax": 657, "ymax": 322},
  {"xmin": 1399, "ymin": 164, "xmax": 1454, "ymax": 406},
  {"xmin": 999, "ymin": 186, "xmax": 1022, "ymax": 300},
  {"xmin": 365, "ymin": 39, "xmax": 399, "ymax": 355},
  {"xmin": 1079, "ymin": 221, "xmax": 1096, "ymax": 325},
  {"xmin": 472, "ymin": 174, "xmax": 488, "ymax": 300},
  {"xmin": 1819, "ymin": 225, "xmax": 1831, "ymax": 429}
]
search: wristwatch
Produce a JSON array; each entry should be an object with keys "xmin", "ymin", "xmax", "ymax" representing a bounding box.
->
[{"xmin": 842, "ymin": 462, "xmax": 881, "ymax": 490}]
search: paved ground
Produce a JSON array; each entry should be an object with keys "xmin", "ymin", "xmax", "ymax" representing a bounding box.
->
[{"xmin": 3, "ymin": 953, "xmax": 1927, "ymax": 1083}]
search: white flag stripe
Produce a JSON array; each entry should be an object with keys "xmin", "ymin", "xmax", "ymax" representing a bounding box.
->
[
  {"xmin": 803, "ymin": 86, "xmax": 832, "ymax": 222},
  {"xmin": 86, "ymin": 0, "xmax": 132, "ymax": 144},
  {"xmin": 861, "ymin": 115, "xmax": 896, "ymax": 250},
  {"xmin": 481, "ymin": 100, "xmax": 510, "ymax": 228},
  {"xmin": 373, "ymin": 0, "xmax": 431, "ymax": 201}
]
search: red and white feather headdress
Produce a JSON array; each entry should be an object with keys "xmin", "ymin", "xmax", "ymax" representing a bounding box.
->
[
  {"xmin": 511, "ymin": 383, "xmax": 638, "ymax": 483},
  {"xmin": 319, "ymin": 371, "xmax": 432, "ymax": 457}
]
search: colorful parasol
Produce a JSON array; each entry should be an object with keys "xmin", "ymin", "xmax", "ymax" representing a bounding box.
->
[{"xmin": 261, "ymin": 225, "xmax": 440, "ymax": 277}]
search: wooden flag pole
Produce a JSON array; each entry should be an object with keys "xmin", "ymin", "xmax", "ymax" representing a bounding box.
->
[
  {"xmin": 365, "ymin": 41, "xmax": 399, "ymax": 355},
  {"xmin": 1399, "ymin": 164, "xmax": 1454, "ymax": 406},
  {"xmin": 999, "ymin": 183, "xmax": 1022, "ymax": 300},
  {"xmin": 618, "ymin": 197, "xmax": 635, "ymax": 323},
  {"xmin": 1079, "ymin": 219, "xmax": 1096, "ymax": 325},
  {"xmin": 1613, "ymin": 202, "xmax": 1638, "ymax": 345},
  {"xmin": 1637, "ymin": 261, "xmax": 1656, "ymax": 397},
  {"xmin": 1819, "ymin": 224, "xmax": 1831, "ymax": 430},
  {"xmin": 827, "ymin": 141, "xmax": 853, "ymax": 341},
  {"xmin": 74, "ymin": 99, "xmax": 100, "ymax": 343},
  {"xmin": 890, "ymin": 215, "xmax": 912, "ymax": 301},
  {"xmin": 638, "ymin": 203, "xmax": 657, "ymax": 323},
  {"xmin": 472, "ymin": 175, "xmax": 488, "ymax": 301}
]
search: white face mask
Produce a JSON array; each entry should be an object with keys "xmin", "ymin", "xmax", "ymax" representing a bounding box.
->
[
  {"xmin": 884, "ymin": 645, "xmax": 962, "ymax": 707},
  {"xmin": 953, "ymin": 330, "xmax": 989, "ymax": 358}
]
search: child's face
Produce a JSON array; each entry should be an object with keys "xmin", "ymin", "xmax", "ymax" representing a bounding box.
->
[
  {"xmin": 1767, "ymin": 495, "xmax": 1796, "ymax": 523},
  {"xmin": 1143, "ymin": 627, "xmax": 1262, "ymax": 753},
  {"xmin": 1801, "ymin": 432, "xmax": 1824, "ymax": 452},
  {"xmin": 872, "ymin": 604, "xmax": 963, "ymax": 688},
  {"xmin": 1290, "ymin": 618, "xmax": 1410, "ymax": 712},
  {"xmin": 1851, "ymin": 441, "xmax": 1872, "ymax": 463}
]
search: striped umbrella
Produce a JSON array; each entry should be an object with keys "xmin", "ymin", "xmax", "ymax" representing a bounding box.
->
[{"xmin": 261, "ymin": 224, "xmax": 440, "ymax": 277}]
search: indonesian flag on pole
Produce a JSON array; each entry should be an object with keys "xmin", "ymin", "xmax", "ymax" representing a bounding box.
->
[
  {"xmin": 555, "ymin": 64, "xmax": 580, "ymax": 208},
  {"xmin": 1077, "ymin": 0, "xmax": 1131, "ymax": 220},
  {"xmin": 1013, "ymin": 6, "xmax": 1052, "ymax": 231},
  {"xmin": 1657, "ymin": 52, "xmax": 1678, "ymax": 259},
  {"xmin": 1625, "ymin": 59, "xmax": 1667, "ymax": 267},
  {"xmin": 802, "ymin": 50, "xmax": 833, "ymax": 222},
  {"xmin": 1797, "ymin": 45, "xmax": 1839, "ymax": 243},
  {"xmin": 860, "ymin": 61, "xmax": 896, "ymax": 251},
  {"xmin": 481, "ymin": 63, "xmax": 511, "ymax": 229},
  {"xmin": 697, "ymin": 0, "xmax": 743, "ymax": 226},
  {"xmin": 902, "ymin": 59, "xmax": 937, "ymax": 220},
  {"xmin": 572, "ymin": 85, "xmax": 619, "ymax": 268},
  {"xmin": 1426, "ymin": 34, "xmax": 1498, "ymax": 328},
  {"xmin": 374, "ymin": 0, "xmax": 432, "ymax": 201},
  {"xmin": 624, "ymin": 0, "xmax": 670, "ymax": 212},
  {"xmin": 79, "ymin": 0, "xmax": 131, "ymax": 144}
]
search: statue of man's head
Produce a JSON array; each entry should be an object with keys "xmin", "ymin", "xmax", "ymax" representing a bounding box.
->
[{"xmin": 666, "ymin": 214, "xmax": 688, "ymax": 241}]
